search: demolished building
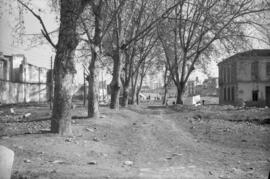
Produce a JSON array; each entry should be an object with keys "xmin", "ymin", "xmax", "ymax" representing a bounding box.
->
[{"xmin": 0, "ymin": 52, "xmax": 51, "ymax": 104}]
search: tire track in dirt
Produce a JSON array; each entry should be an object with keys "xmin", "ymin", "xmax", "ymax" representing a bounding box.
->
[{"xmin": 123, "ymin": 107, "xmax": 218, "ymax": 178}]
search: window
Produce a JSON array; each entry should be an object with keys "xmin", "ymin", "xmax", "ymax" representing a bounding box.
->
[
  {"xmin": 266, "ymin": 62, "xmax": 270, "ymax": 76},
  {"xmin": 231, "ymin": 87, "xmax": 235, "ymax": 102},
  {"xmin": 228, "ymin": 66, "xmax": 231, "ymax": 83},
  {"xmin": 228, "ymin": 87, "xmax": 231, "ymax": 101},
  {"xmin": 0, "ymin": 61, "xmax": 4, "ymax": 79},
  {"xmin": 252, "ymin": 90, "xmax": 259, "ymax": 101},
  {"xmin": 224, "ymin": 67, "xmax": 226, "ymax": 83},
  {"xmin": 224, "ymin": 88, "xmax": 227, "ymax": 101},
  {"xmin": 251, "ymin": 61, "xmax": 259, "ymax": 80}
]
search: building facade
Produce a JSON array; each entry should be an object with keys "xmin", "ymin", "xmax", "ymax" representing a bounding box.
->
[
  {"xmin": 0, "ymin": 52, "xmax": 51, "ymax": 104},
  {"xmin": 218, "ymin": 49, "xmax": 270, "ymax": 107}
]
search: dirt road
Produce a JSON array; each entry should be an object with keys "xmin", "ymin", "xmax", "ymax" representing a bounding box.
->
[{"xmin": 0, "ymin": 104, "xmax": 269, "ymax": 178}]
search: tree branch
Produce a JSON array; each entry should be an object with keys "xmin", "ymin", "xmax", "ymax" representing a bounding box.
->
[{"xmin": 17, "ymin": 0, "xmax": 57, "ymax": 49}]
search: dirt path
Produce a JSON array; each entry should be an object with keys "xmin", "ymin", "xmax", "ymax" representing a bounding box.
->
[{"xmin": 0, "ymin": 105, "xmax": 269, "ymax": 178}]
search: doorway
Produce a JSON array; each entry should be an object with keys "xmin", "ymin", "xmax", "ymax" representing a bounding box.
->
[{"xmin": 266, "ymin": 86, "xmax": 270, "ymax": 107}]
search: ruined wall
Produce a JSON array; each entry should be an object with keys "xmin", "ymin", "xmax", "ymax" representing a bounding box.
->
[
  {"xmin": 0, "ymin": 53, "xmax": 51, "ymax": 105},
  {"xmin": 19, "ymin": 63, "xmax": 49, "ymax": 83},
  {"xmin": 0, "ymin": 80, "xmax": 48, "ymax": 104}
]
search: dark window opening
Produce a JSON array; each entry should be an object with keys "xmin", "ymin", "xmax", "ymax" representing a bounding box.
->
[
  {"xmin": 251, "ymin": 61, "xmax": 259, "ymax": 80},
  {"xmin": 224, "ymin": 88, "xmax": 226, "ymax": 101},
  {"xmin": 266, "ymin": 62, "xmax": 270, "ymax": 76},
  {"xmin": 228, "ymin": 87, "xmax": 231, "ymax": 101},
  {"xmin": 231, "ymin": 87, "xmax": 235, "ymax": 102},
  {"xmin": 252, "ymin": 90, "xmax": 259, "ymax": 101}
]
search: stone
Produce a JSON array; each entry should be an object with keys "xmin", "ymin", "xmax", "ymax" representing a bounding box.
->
[
  {"xmin": 0, "ymin": 145, "xmax": 14, "ymax": 179},
  {"xmin": 86, "ymin": 128, "xmax": 94, "ymax": 132},
  {"xmin": 87, "ymin": 161, "xmax": 97, "ymax": 165},
  {"xmin": 193, "ymin": 114, "xmax": 202, "ymax": 120},
  {"xmin": 23, "ymin": 113, "xmax": 31, "ymax": 118},
  {"xmin": 65, "ymin": 138, "xmax": 73, "ymax": 142},
  {"xmin": 123, "ymin": 160, "xmax": 133, "ymax": 166},
  {"xmin": 9, "ymin": 108, "xmax": 15, "ymax": 114},
  {"xmin": 24, "ymin": 159, "xmax": 31, "ymax": 163},
  {"xmin": 51, "ymin": 160, "xmax": 65, "ymax": 164}
]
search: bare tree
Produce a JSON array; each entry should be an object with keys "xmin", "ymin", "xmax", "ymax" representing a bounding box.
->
[
  {"xmin": 158, "ymin": 0, "xmax": 270, "ymax": 104},
  {"xmin": 104, "ymin": 0, "xmax": 181, "ymax": 109},
  {"xmin": 78, "ymin": 0, "xmax": 128, "ymax": 116},
  {"xmin": 17, "ymin": 0, "xmax": 91, "ymax": 135},
  {"xmin": 130, "ymin": 31, "xmax": 158, "ymax": 104}
]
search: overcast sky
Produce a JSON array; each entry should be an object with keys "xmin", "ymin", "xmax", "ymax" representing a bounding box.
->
[{"xmin": 0, "ymin": 0, "xmax": 56, "ymax": 68}]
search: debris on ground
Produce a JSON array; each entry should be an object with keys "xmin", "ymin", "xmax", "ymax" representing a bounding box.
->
[
  {"xmin": 93, "ymin": 137, "xmax": 99, "ymax": 142},
  {"xmin": 23, "ymin": 113, "xmax": 31, "ymax": 118},
  {"xmin": 85, "ymin": 128, "xmax": 94, "ymax": 132},
  {"xmin": 65, "ymin": 138, "xmax": 73, "ymax": 142},
  {"xmin": 87, "ymin": 161, "xmax": 97, "ymax": 165},
  {"xmin": 123, "ymin": 160, "xmax": 133, "ymax": 166},
  {"xmin": 23, "ymin": 159, "xmax": 31, "ymax": 163},
  {"xmin": 10, "ymin": 108, "xmax": 15, "ymax": 114},
  {"xmin": 51, "ymin": 160, "xmax": 65, "ymax": 164},
  {"xmin": 172, "ymin": 153, "xmax": 183, "ymax": 157}
]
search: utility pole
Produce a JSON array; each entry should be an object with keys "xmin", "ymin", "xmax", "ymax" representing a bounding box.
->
[
  {"xmin": 102, "ymin": 69, "xmax": 105, "ymax": 101},
  {"xmin": 50, "ymin": 56, "xmax": 53, "ymax": 109},
  {"xmin": 83, "ymin": 68, "xmax": 86, "ymax": 106}
]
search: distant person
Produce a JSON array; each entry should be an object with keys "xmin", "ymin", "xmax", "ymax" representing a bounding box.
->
[
  {"xmin": 166, "ymin": 100, "xmax": 169, "ymax": 107},
  {"xmin": 202, "ymin": 100, "xmax": 205, "ymax": 105}
]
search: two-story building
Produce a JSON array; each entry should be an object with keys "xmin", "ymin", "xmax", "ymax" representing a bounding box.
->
[{"xmin": 218, "ymin": 49, "xmax": 270, "ymax": 107}]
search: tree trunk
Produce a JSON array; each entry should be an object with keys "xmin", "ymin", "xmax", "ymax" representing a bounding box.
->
[
  {"xmin": 88, "ymin": 49, "xmax": 99, "ymax": 118},
  {"xmin": 110, "ymin": 52, "xmax": 121, "ymax": 109},
  {"xmin": 136, "ymin": 74, "xmax": 144, "ymax": 105},
  {"xmin": 51, "ymin": 0, "xmax": 87, "ymax": 135},
  {"xmin": 87, "ymin": 1, "xmax": 102, "ymax": 117},
  {"xmin": 176, "ymin": 85, "xmax": 184, "ymax": 104},
  {"xmin": 163, "ymin": 85, "xmax": 168, "ymax": 105},
  {"xmin": 130, "ymin": 70, "xmax": 139, "ymax": 104},
  {"xmin": 122, "ymin": 84, "xmax": 129, "ymax": 107},
  {"xmin": 162, "ymin": 66, "xmax": 168, "ymax": 105},
  {"xmin": 136, "ymin": 90, "xmax": 140, "ymax": 105}
]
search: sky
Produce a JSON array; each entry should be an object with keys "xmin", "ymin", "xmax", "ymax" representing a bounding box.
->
[{"xmin": 0, "ymin": 0, "xmax": 56, "ymax": 68}]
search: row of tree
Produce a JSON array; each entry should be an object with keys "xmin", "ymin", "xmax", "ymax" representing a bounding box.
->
[{"xmin": 15, "ymin": 0, "xmax": 270, "ymax": 135}]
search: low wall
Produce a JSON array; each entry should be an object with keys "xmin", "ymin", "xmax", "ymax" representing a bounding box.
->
[{"xmin": 0, "ymin": 80, "xmax": 49, "ymax": 104}]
